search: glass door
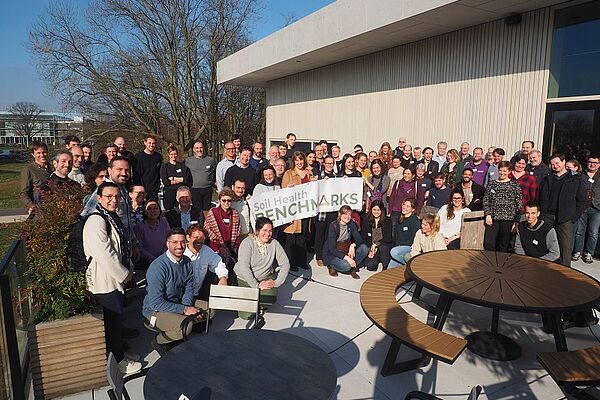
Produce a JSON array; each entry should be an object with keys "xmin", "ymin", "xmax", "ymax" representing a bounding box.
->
[{"xmin": 542, "ymin": 101, "xmax": 600, "ymax": 163}]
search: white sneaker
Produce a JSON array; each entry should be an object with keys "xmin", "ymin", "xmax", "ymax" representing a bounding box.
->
[
  {"xmin": 118, "ymin": 358, "xmax": 142, "ymax": 375},
  {"xmin": 123, "ymin": 351, "xmax": 140, "ymax": 361}
]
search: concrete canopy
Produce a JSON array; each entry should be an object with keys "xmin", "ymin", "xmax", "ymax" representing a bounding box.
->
[{"xmin": 217, "ymin": 0, "xmax": 565, "ymax": 87}]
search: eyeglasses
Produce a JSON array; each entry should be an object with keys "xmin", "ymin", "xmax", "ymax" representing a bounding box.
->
[
  {"xmin": 225, "ymin": 147, "xmax": 235, "ymax": 151},
  {"xmin": 589, "ymin": 161, "xmax": 599, "ymax": 165},
  {"xmin": 220, "ymin": 198, "xmax": 232, "ymax": 203},
  {"xmin": 101, "ymin": 194, "xmax": 120, "ymax": 201}
]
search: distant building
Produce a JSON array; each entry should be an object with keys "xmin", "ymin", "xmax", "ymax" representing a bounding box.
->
[
  {"xmin": 218, "ymin": 0, "xmax": 600, "ymax": 160},
  {"xmin": 0, "ymin": 112, "xmax": 83, "ymax": 146}
]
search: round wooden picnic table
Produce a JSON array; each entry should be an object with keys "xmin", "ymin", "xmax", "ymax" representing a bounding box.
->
[
  {"xmin": 143, "ymin": 329, "xmax": 337, "ymax": 400},
  {"xmin": 406, "ymin": 250, "xmax": 600, "ymax": 361}
]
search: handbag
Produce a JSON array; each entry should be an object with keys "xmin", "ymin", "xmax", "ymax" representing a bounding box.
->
[{"xmin": 336, "ymin": 241, "xmax": 351, "ymax": 255}]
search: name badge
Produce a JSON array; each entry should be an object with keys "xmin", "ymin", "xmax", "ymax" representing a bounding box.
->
[
  {"xmin": 206, "ymin": 165, "xmax": 211, "ymax": 169},
  {"xmin": 176, "ymin": 168, "xmax": 182, "ymax": 173},
  {"xmin": 223, "ymin": 218, "xmax": 230, "ymax": 224},
  {"xmin": 491, "ymin": 189, "xmax": 496, "ymax": 194},
  {"xmin": 473, "ymin": 168, "xmax": 477, "ymax": 172},
  {"xmin": 530, "ymin": 171, "xmax": 534, "ymax": 175},
  {"xmin": 421, "ymin": 183, "xmax": 427, "ymax": 187},
  {"xmin": 490, "ymin": 172, "xmax": 495, "ymax": 175},
  {"xmin": 367, "ymin": 233, "xmax": 372, "ymax": 236},
  {"xmin": 403, "ymin": 226, "xmax": 408, "ymax": 231},
  {"xmin": 589, "ymin": 178, "xmax": 595, "ymax": 184},
  {"xmin": 532, "ymin": 239, "xmax": 539, "ymax": 245}
]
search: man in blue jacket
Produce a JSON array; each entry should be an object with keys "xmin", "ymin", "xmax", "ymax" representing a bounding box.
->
[{"xmin": 143, "ymin": 228, "xmax": 205, "ymax": 353}]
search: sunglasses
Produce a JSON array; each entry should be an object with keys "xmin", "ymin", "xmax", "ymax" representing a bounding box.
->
[{"xmin": 220, "ymin": 198, "xmax": 232, "ymax": 203}]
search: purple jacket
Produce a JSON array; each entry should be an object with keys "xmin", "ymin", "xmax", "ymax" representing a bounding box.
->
[{"xmin": 464, "ymin": 160, "xmax": 490, "ymax": 186}]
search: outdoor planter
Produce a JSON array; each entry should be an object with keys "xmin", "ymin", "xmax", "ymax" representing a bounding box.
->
[{"xmin": 28, "ymin": 312, "xmax": 107, "ymax": 399}]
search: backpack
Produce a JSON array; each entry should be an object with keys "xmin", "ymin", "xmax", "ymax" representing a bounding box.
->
[{"xmin": 68, "ymin": 212, "xmax": 111, "ymax": 272}]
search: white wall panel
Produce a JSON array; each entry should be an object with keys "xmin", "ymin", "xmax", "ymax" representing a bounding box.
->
[{"xmin": 266, "ymin": 7, "xmax": 552, "ymax": 155}]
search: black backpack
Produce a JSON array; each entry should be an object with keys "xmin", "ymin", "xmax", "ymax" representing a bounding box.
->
[{"xmin": 68, "ymin": 212, "xmax": 111, "ymax": 272}]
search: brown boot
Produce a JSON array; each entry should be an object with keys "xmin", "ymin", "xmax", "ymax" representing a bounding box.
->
[
  {"xmin": 350, "ymin": 268, "xmax": 360, "ymax": 279},
  {"xmin": 317, "ymin": 259, "xmax": 325, "ymax": 267},
  {"xmin": 327, "ymin": 266, "xmax": 338, "ymax": 277}
]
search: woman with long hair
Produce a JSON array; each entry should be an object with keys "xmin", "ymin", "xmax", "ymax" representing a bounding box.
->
[
  {"xmin": 322, "ymin": 205, "xmax": 368, "ymax": 279},
  {"xmin": 160, "ymin": 145, "xmax": 192, "ymax": 210},
  {"xmin": 441, "ymin": 149, "xmax": 460, "ymax": 187},
  {"xmin": 305, "ymin": 150, "xmax": 320, "ymax": 177},
  {"xmin": 281, "ymin": 151, "xmax": 314, "ymax": 270},
  {"xmin": 388, "ymin": 198, "xmax": 420, "ymax": 268},
  {"xmin": 356, "ymin": 152, "xmax": 370, "ymax": 179},
  {"xmin": 365, "ymin": 159, "xmax": 390, "ymax": 211},
  {"xmin": 362, "ymin": 200, "xmax": 393, "ymax": 271},
  {"xmin": 438, "ymin": 189, "xmax": 471, "ymax": 250},
  {"xmin": 510, "ymin": 155, "xmax": 537, "ymax": 213},
  {"xmin": 378, "ymin": 142, "xmax": 392, "ymax": 171},
  {"xmin": 339, "ymin": 154, "xmax": 362, "ymax": 178},
  {"xmin": 483, "ymin": 161, "xmax": 522, "ymax": 252},
  {"xmin": 406, "ymin": 213, "xmax": 447, "ymax": 263}
]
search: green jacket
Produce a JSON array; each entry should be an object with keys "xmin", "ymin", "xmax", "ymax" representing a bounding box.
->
[{"xmin": 20, "ymin": 162, "xmax": 52, "ymax": 207}]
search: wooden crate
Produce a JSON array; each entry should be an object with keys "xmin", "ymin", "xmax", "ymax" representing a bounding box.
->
[{"xmin": 28, "ymin": 313, "xmax": 107, "ymax": 399}]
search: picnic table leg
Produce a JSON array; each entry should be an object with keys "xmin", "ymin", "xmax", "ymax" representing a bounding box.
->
[
  {"xmin": 546, "ymin": 313, "xmax": 568, "ymax": 352},
  {"xmin": 432, "ymin": 294, "xmax": 453, "ymax": 330},
  {"xmin": 412, "ymin": 284, "xmax": 423, "ymax": 302}
]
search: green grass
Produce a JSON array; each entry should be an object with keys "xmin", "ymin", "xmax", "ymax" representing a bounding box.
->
[
  {"xmin": 0, "ymin": 222, "xmax": 23, "ymax": 257},
  {"xmin": 0, "ymin": 162, "xmax": 25, "ymax": 209}
]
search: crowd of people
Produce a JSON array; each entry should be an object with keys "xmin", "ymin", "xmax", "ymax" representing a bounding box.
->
[{"xmin": 18, "ymin": 132, "xmax": 600, "ymax": 374}]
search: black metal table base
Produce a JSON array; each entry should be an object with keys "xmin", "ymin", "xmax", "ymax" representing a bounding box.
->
[{"xmin": 466, "ymin": 331, "xmax": 522, "ymax": 361}]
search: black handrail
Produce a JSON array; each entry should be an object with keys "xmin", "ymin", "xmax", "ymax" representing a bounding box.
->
[{"xmin": 0, "ymin": 226, "xmax": 29, "ymax": 400}]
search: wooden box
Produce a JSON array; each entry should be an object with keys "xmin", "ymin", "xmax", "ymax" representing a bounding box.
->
[{"xmin": 28, "ymin": 313, "xmax": 107, "ymax": 399}]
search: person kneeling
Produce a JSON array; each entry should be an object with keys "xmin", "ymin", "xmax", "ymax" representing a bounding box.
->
[
  {"xmin": 142, "ymin": 228, "xmax": 206, "ymax": 355},
  {"xmin": 234, "ymin": 217, "xmax": 290, "ymax": 320},
  {"xmin": 323, "ymin": 205, "xmax": 369, "ymax": 279}
]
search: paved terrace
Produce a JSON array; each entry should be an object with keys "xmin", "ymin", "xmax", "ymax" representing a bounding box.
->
[{"xmin": 57, "ymin": 258, "xmax": 600, "ymax": 400}]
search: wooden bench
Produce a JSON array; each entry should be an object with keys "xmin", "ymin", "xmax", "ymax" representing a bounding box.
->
[
  {"xmin": 360, "ymin": 268, "xmax": 468, "ymax": 376},
  {"xmin": 537, "ymin": 345, "xmax": 600, "ymax": 399},
  {"xmin": 460, "ymin": 210, "xmax": 485, "ymax": 250}
]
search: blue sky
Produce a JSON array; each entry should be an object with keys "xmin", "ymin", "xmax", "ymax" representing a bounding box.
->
[{"xmin": 0, "ymin": 0, "xmax": 333, "ymax": 112}]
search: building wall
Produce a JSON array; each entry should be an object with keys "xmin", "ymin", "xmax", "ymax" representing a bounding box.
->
[{"xmin": 266, "ymin": 7, "xmax": 552, "ymax": 154}]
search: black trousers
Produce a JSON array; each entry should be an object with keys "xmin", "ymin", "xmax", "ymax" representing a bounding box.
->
[
  {"xmin": 313, "ymin": 213, "xmax": 337, "ymax": 261},
  {"xmin": 191, "ymin": 187, "xmax": 213, "ymax": 211},
  {"xmin": 484, "ymin": 220, "xmax": 514, "ymax": 252},
  {"xmin": 163, "ymin": 190, "xmax": 178, "ymax": 211},
  {"xmin": 93, "ymin": 290, "xmax": 124, "ymax": 362},
  {"xmin": 543, "ymin": 214, "xmax": 574, "ymax": 267},
  {"xmin": 284, "ymin": 231, "xmax": 307, "ymax": 268},
  {"xmin": 447, "ymin": 238, "xmax": 461, "ymax": 250},
  {"xmin": 364, "ymin": 243, "xmax": 392, "ymax": 271}
]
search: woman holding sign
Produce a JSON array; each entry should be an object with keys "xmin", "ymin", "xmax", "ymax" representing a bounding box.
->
[{"xmin": 281, "ymin": 151, "xmax": 314, "ymax": 271}]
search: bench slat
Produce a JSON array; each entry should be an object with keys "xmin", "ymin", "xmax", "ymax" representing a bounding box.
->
[
  {"xmin": 538, "ymin": 345, "xmax": 600, "ymax": 385},
  {"xmin": 360, "ymin": 268, "xmax": 467, "ymax": 365}
]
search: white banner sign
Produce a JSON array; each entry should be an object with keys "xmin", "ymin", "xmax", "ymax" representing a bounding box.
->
[{"xmin": 250, "ymin": 177, "xmax": 363, "ymax": 227}]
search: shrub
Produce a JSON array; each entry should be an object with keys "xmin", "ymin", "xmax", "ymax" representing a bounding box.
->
[{"xmin": 24, "ymin": 182, "xmax": 96, "ymax": 322}]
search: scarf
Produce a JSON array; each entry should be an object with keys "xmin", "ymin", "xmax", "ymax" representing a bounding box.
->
[
  {"xmin": 95, "ymin": 203, "xmax": 131, "ymax": 266},
  {"xmin": 260, "ymin": 178, "xmax": 275, "ymax": 187}
]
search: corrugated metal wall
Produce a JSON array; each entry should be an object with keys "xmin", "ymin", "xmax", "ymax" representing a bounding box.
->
[{"xmin": 266, "ymin": 7, "xmax": 552, "ymax": 154}]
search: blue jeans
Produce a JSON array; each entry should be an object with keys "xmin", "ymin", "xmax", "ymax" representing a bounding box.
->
[
  {"xmin": 574, "ymin": 207, "xmax": 600, "ymax": 255},
  {"xmin": 388, "ymin": 245, "xmax": 412, "ymax": 268},
  {"xmin": 330, "ymin": 244, "xmax": 369, "ymax": 273}
]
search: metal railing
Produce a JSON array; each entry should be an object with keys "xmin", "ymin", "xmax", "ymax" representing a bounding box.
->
[{"xmin": 0, "ymin": 235, "xmax": 30, "ymax": 400}]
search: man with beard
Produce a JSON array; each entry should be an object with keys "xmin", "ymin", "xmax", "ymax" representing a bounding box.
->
[{"xmin": 457, "ymin": 168, "xmax": 485, "ymax": 211}]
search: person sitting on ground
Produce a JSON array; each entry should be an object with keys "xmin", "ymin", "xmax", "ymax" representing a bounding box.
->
[
  {"xmin": 438, "ymin": 189, "xmax": 471, "ymax": 250},
  {"xmin": 184, "ymin": 224, "xmax": 228, "ymax": 301},
  {"xmin": 388, "ymin": 198, "xmax": 421, "ymax": 268},
  {"xmin": 514, "ymin": 202, "xmax": 559, "ymax": 262},
  {"xmin": 83, "ymin": 182, "xmax": 140, "ymax": 374},
  {"xmin": 142, "ymin": 228, "xmax": 206, "ymax": 354},
  {"xmin": 361, "ymin": 200, "xmax": 393, "ymax": 271},
  {"xmin": 165, "ymin": 186, "xmax": 204, "ymax": 231},
  {"xmin": 134, "ymin": 200, "xmax": 170, "ymax": 270},
  {"xmin": 404, "ymin": 213, "xmax": 447, "ymax": 264},
  {"xmin": 204, "ymin": 188, "xmax": 241, "ymax": 268},
  {"xmin": 234, "ymin": 217, "xmax": 290, "ymax": 320},
  {"xmin": 322, "ymin": 205, "xmax": 369, "ymax": 279}
]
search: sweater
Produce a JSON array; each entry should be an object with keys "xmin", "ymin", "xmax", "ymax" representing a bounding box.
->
[
  {"xmin": 394, "ymin": 214, "xmax": 421, "ymax": 246},
  {"xmin": 224, "ymin": 164, "xmax": 257, "ymax": 194},
  {"xmin": 216, "ymin": 158, "xmax": 235, "ymax": 192},
  {"xmin": 142, "ymin": 252, "xmax": 195, "ymax": 318},
  {"xmin": 134, "ymin": 151, "xmax": 162, "ymax": 195},
  {"xmin": 234, "ymin": 236, "xmax": 290, "ymax": 288},
  {"xmin": 160, "ymin": 162, "xmax": 193, "ymax": 193},
  {"xmin": 185, "ymin": 155, "xmax": 216, "ymax": 188},
  {"xmin": 409, "ymin": 230, "xmax": 447, "ymax": 259},
  {"xmin": 514, "ymin": 220, "xmax": 560, "ymax": 261},
  {"xmin": 427, "ymin": 186, "xmax": 452, "ymax": 209},
  {"xmin": 483, "ymin": 180, "xmax": 522, "ymax": 221},
  {"xmin": 134, "ymin": 218, "xmax": 170, "ymax": 262}
]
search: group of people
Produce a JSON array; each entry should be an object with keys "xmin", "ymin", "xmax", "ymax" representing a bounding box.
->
[{"xmin": 18, "ymin": 131, "xmax": 600, "ymax": 374}]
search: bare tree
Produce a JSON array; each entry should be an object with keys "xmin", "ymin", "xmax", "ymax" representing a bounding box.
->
[
  {"xmin": 29, "ymin": 0, "xmax": 265, "ymax": 155},
  {"xmin": 8, "ymin": 102, "xmax": 44, "ymax": 146}
]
